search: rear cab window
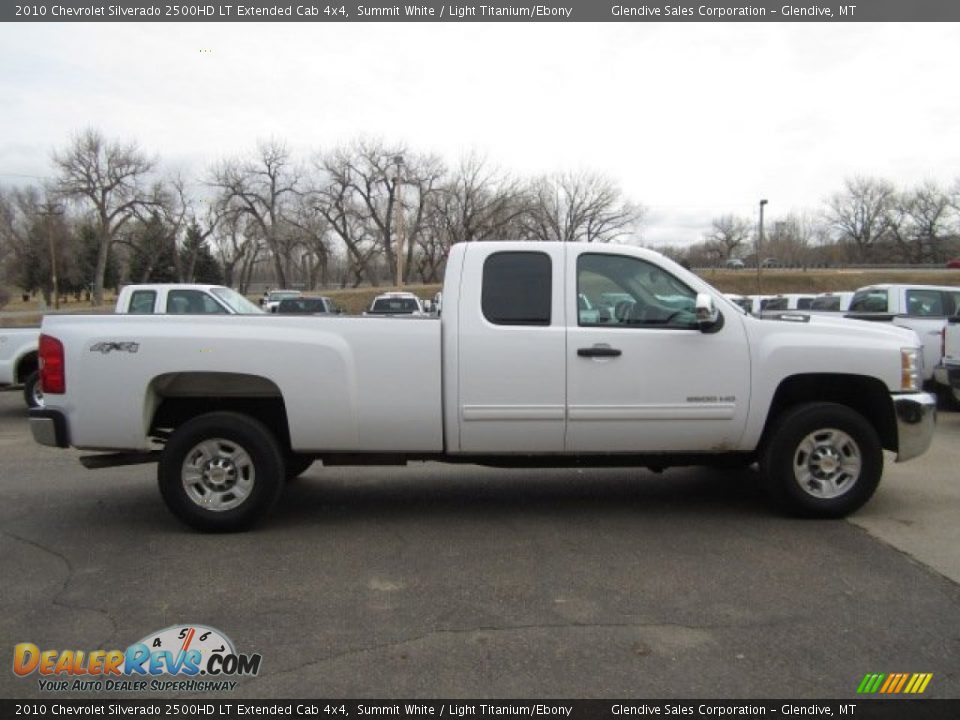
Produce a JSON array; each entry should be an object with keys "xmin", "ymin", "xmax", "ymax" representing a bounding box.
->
[{"xmin": 481, "ymin": 252, "xmax": 552, "ymax": 326}]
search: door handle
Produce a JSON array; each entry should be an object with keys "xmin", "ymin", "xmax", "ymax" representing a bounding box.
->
[{"xmin": 578, "ymin": 346, "xmax": 622, "ymax": 358}]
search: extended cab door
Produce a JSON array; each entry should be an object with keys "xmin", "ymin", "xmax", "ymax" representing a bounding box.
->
[
  {"xmin": 565, "ymin": 248, "xmax": 751, "ymax": 453},
  {"xmin": 456, "ymin": 244, "xmax": 566, "ymax": 453}
]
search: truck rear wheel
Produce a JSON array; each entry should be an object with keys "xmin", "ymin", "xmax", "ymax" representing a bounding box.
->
[
  {"xmin": 23, "ymin": 371, "xmax": 43, "ymax": 409},
  {"xmin": 760, "ymin": 402, "xmax": 883, "ymax": 518},
  {"xmin": 158, "ymin": 411, "xmax": 285, "ymax": 532}
]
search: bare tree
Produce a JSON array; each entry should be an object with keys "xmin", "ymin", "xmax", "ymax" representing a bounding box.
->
[
  {"xmin": 705, "ymin": 214, "xmax": 752, "ymax": 260},
  {"xmin": 888, "ymin": 181, "xmax": 954, "ymax": 264},
  {"xmin": 764, "ymin": 213, "xmax": 820, "ymax": 267},
  {"xmin": 398, "ymin": 153, "xmax": 445, "ymax": 283},
  {"xmin": 211, "ymin": 210, "xmax": 260, "ymax": 292},
  {"xmin": 52, "ymin": 129, "xmax": 156, "ymax": 304},
  {"xmin": 287, "ymin": 192, "xmax": 333, "ymax": 289},
  {"xmin": 825, "ymin": 176, "xmax": 895, "ymax": 262},
  {"xmin": 210, "ymin": 140, "xmax": 299, "ymax": 287},
  {"xmin": 311, "ymin": 148, "xmax": 382, "ymax": 287},
  {"xmin": 341, "ymin": 139, "xmax": 406, "ymax": 284},
  {"xmin": 438, "ymin": 153, "xmax": 524, "ymax": 245},
  {"xmin": 519, "ymin": 171, "xmax": 643, "ymax": 243}
]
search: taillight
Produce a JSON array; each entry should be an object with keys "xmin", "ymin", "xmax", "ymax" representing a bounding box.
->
[{"xmin": 39, "ymin": 334, "xmax": 65, "ymax": 394}]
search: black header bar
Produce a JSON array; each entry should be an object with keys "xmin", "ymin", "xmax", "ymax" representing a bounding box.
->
[
  {"xmin": 2, "ymin": 700, "xmax": 960, "ymax": 720},
  {"xmin": 4, "ymin": 1, "xmax": 960, "ymax": 23}
]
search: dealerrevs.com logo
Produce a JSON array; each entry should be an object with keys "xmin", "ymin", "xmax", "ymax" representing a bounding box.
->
[{"xmin": 13, "ymin": 624, "xmax": 261, "ymax": 693}]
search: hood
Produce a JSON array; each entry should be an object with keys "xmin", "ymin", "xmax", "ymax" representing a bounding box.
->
[{"xmin": 760, "ymin": 312, "xmax": 921, "ymax": 346}]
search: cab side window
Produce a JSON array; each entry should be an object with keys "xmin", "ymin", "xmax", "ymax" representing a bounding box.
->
[
  {"xmin": 906, "ymin": 290, "xmax": 944, "ymax": 317},
  {"xmin": 577, "ymin": 253, "xmax": 698, "ymax": 329},
  {"xmin": 128, "ymin": 290, "xmax": 156, "ymax": 314},
  {"xmin": 482, "ymin": 252, "xmax": 552, "ymax": 326},
  {"xmin": 166, "ymin": 290, "xmax": 227, "ymax": 315}
]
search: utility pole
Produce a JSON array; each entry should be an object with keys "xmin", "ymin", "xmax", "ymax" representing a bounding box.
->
[
  {"xmin": 39, "ymin": 201, "xmax": 64, "ymax": 310},
  {"xmin": 757, "ymin": 198, "xmax": 768, "ymax": 296},
  {"xmin": 393, "ymin": 154, "xmax": 405, "ymax": 287}
]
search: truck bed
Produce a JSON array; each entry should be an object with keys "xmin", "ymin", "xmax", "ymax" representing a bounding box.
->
[{"xmin": 40, "ymin": 313, "xmax": 444, "ymax": 453}]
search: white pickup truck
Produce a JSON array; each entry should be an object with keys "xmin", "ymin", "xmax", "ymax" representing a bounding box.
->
[
  {"xmin": 0, "ymin": 327, "xmax": 43, "ymax": 408},
  {"xmin": 30, "ymin": 242, "xmax": 936, "ymax": 531},
  {"xmin": 846, "ymin": 284, "xmax": 960, "ymax": 389},
  {"xmin": 935, "ymin": 314, "xmax": 960, "ymax": 405},
  {"xmin": 1, "ymin": 284, "xmax": 261, "ymax": 409}
]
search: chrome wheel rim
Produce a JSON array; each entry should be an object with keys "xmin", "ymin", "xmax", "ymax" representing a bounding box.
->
[
  {"xmin": 31, "ymin": 382, "xmax": 44, "ymax": 407},
  {"xmin": 181, "ymin": 438, "xmax": 255, "ymax": 512},
  {"xmin": 793, "ymin": 428, "xmax": 861, "ymax": 499}
]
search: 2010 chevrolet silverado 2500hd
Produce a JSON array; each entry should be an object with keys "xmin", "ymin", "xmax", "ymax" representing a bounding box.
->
[{"xmin": 30, "ymin": 242, "xmax": 937, "ymax": 531}]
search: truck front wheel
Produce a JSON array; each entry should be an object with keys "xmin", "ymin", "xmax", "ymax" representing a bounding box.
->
[
  {"xmin": 158, "ymin": 412, "xmax": 285, "ymax": 532},
  {"xmin": 760, "ymin": 402, "xmax": 883, "ymax": 518}
]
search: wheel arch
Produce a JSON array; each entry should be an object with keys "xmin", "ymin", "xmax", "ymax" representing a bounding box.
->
[
  {"xmin": 146, "ymin": 372, "xmax": 292, "ymax": 451},
  {"xmin": 761, "ymin": 374, "xmax": 897, "ymax": 454},
  {"xmin": 15, "ymin": 350, "xmax": 38, "ymax": 383}
]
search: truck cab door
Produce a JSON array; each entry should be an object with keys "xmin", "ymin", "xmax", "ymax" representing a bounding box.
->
[
  {"xmin": 456, "ymin": 244, "xmax": 566, "ymax": 453},
  {"xmin": 565, "ymin": 248, "xmax": 751, "ymax": 453}
]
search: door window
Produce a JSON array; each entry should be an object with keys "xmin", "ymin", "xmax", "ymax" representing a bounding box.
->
[
  {"xmin": 166, "ymin": 290, "xmax": 227, "ymax": 314},
  {"xmin": 577, "ymin": 254, "xmax": 698, "ymax": 329}
]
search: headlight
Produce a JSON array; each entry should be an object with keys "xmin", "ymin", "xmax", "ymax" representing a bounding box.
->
[{"xmin": 901, "ymin": 347, "xmax": 922, "ymax": 392}]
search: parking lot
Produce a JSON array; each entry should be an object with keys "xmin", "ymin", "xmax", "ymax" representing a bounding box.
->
[{"xmin": 1, "ymin": 387, "xmax": 958, "ymax": 699}]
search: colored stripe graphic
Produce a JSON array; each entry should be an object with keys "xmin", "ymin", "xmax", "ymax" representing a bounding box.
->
[{"xmin": 857, "ymin": 672, "xmax": 932, "ymax": 694}]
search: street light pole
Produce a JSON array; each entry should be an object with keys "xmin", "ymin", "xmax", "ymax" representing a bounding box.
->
[
  {"xmin": 40, "ymin": 201, "xmax": 64, "ymax": 310},
  {"xmin": 393, "ymin": 154, "xmax": 405, "ymax": 287},
  {"xmin": 757, "ymin": 198, "xmax": 768, "ymax": 296}
]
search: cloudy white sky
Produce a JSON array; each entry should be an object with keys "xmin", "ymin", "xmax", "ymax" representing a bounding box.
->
[{"xmin": 1, "ymin": 21, "xmax": 958, "ymax": 246}]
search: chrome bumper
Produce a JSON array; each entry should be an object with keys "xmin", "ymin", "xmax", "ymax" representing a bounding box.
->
[
  {"xmin": 893, "ymin": 392, "xmax": 937, "ymax": 462},
  {"xmin": 29, "ymin": 408, "xmax": 70, "ymax": 448}
]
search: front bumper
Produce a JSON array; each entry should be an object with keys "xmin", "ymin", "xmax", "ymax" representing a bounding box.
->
[
  {"xmin": 893, "ymin": 392, "xmax": 937, "ymax": 462},
  {"xmin": 29, "ymin": 408, "xmax": 70, "ymax": 448}
]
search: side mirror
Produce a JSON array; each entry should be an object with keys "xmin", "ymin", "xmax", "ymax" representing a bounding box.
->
[{"xmin": 695, "ymin": 293, "xmax": 720, "ymax": 331}]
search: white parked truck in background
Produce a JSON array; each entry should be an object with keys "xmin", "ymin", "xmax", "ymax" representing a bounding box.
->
[
  {"xmin": 0, "ymin": 327, "xmax": 43, "ymax": 408},
  {"xmin": 935, "ymin": 313, "xmax": 960, "ymax": 405},
  {"xmin": 1, "ymin": 284, "xmax": 262, "ymax": 409},
  {"xmin": 31, "ymin": 242, "xmax": 936, "ymax": 531},
  {"xmin": 846, "ymin": 284, "xmax": 960, "ymax": 388}
]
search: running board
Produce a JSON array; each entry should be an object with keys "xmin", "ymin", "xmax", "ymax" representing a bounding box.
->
[{"xmin": 80, "ymin": 451, "xmax": 161, "ymax": 469}]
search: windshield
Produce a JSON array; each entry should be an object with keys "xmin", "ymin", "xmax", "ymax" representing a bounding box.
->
[
  {"xmin": 371, "ymin": 297, "xmax": 421, "ymax": 313},
  {"xmin": 278, "ymin": 298, "xmax": 330, "ymax": 313},
  {"xmin": 211, "ymin": 287, "xmax": 265, "ymax": 314},
  {"xmin": 811, "ymin": 296, "xmax": 841, "ymax": 311},
  {"xmin": 849, "ymin": 288, "xmax": 888, "ymax": 313},
  {"xmin": 268, "ymin": 291, "xmax": 300, "ymax": 302}
]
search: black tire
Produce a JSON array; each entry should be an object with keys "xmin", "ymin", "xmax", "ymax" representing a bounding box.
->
[
  {"xmin": 760, "ymin": 402, "xmax": 883, "ymax": 518},
  {"xmin": 285, "ymin": 453, "xmax": 315, "ymax": 481},
  {"xmin": 23, "ymin": 371, "xmax": 43, "ymax": 409},
  {"xmin": 158, "ymin": 411, "xmax": 285, "ymax": 532}
]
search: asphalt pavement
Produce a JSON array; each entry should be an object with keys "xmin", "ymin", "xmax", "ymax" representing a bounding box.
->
[{"xmin": 0, "ymin": 388, "xmax": 957, "ymax": 699}]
